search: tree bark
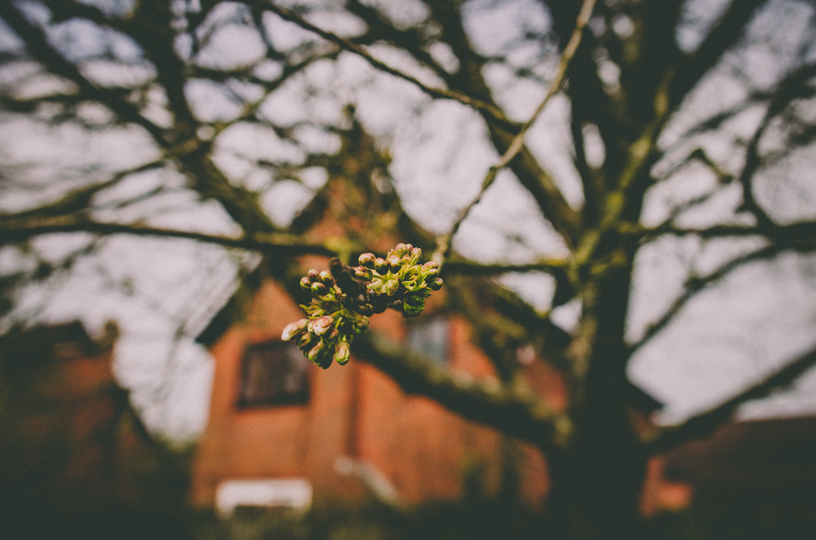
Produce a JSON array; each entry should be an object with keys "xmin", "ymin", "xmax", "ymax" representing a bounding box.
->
[{"xmin": 547, "ymin": 258, "xmax": 649, "ymax": 539}]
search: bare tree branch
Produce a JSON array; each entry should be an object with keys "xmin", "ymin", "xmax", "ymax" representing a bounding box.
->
[
  {"xmin": 353, "ymin": 330, "xmax": 571, "ymax": 453},
  {"xmin": 0, "ymin": 2, "xmax": 169, "ymax": 146},
  {"xmin": 623, "ymin": 221, "xmax": 816, "ymax": 241},
  {"xmin": 344, "ymin": 0, "xmax": 453, "ymax": 84},
  {"xmin": 433, "ymin": 0, "xmax": 596, "ymax": 264},
  {"xmin": 736, "ymin": 62, "xmax": 816, "ymax": 227},
  {"xmin": 247, "ymin": 0, "xmax": 520, "ymax": 131},
  {"xmin": 0, "ymin": 216, "xmax": 336, "ymax": 257},
  {"xmin": 442, "ymin": 257, "xmax": 571, "ymax": 277},
  {"xmin": 629, "ymin": 235, "xmax": 816, "ymax": 355},
  {"xmin": 667, "ymin": 0, "xmax": 766, "ymax": 112},
  {"xmin": 3, "ymin": 161, "xmax": 168, "ymax": 220},
  {"xmin": 647, "ymin": 344, "xmax": 816, "ymax": 454}
]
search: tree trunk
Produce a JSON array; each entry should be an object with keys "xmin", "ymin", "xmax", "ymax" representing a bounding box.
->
[
  {"xmin": 546, "ymin": 402, "xmax": 649, "ymax": 539},
  {"xmin": 546, "ymin": 259, "xmax": 648, "ymax": 539}
]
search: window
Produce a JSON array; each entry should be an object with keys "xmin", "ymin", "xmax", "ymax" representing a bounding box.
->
[
  {"xmin": 238, "ymin": 341, "xmax": 310, "ymax": 407},
  {"xmin": 405, "ymin": 318, "xmax": 450, "ymax": 366}
]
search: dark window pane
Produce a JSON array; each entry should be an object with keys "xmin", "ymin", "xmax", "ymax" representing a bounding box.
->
[
  {"xmin": 238, "ymin": 341, "xmax": 309, "ymax": 408},
  {"xmin": 406, "ymin": 318, "xmax": 449, "ymax": 366}
]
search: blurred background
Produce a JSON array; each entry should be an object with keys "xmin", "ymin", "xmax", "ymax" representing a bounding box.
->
[{"xmin": 1, "ymin": 0, "xmax": 815, "ymax": 539}]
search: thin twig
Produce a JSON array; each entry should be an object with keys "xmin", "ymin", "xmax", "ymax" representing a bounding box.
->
[
  {"xmin": 628, "ymin": 235, "xmax": 816, "ymax": 355},
  {"xmin": 443, "ymin": 257, "xmax": 570, "ymax": 276},
  {"xmin": 647, "ymin": 344, "xmax": 816, "ymax": 453},
  {"xmin": 433, "ymin": 0, "xmax": 597, "ymax": 267},
  {"xmin": 0, "ymin": 217, "xmax": 337, "ymax": 256},
  {"xmin": 257, "ymin": 1, "xmax": 519, "ymax": 131}
]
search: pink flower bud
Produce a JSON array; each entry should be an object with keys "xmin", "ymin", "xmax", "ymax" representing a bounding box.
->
[
  {"xmin": 334, "ymin": 341, "xmax": 351, "ymax": 365},
  {"xmin": 298, "ymin": 332, "xmax": 316, "ymax": 350},
  {"xmin": 312, "ymin": 315, "xmax": 333, "ymax": 336},
  {"xmin": 307, "ymin": 341, "xmax": 328, "ymax": 362},
  {"xmin": 319, "ymin": 270, "xmax": 334, "ymax": 286},
  {"xmin": 281, "ymin": 319, "xmax": 308, "ymax": 341},
  {"xmin": 358, "ymin": 253, "xmax": 376, "ymax": 268},
  {"xmin": 387, "ymin": 255, "xmax": 402, "ymax": 273},
  {"xmin": 311, "ymin": 282, "xmax": 329, "ymax": 297}
]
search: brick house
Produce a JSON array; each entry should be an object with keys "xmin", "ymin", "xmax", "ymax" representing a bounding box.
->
[
  {"xmin": 648, "ymin": 415, "xmax": 816, "ymax": 538},
  {"xmin": 189, "ymin": 274, "xmax": 562, "ymax": 512},
  {"xmin": 0, "ymin": 321, "xmax": 191, "ymax": 539}
]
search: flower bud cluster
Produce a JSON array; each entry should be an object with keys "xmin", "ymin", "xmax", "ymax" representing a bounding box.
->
[
  {"xmin": 354, "ymin": 243, "xmax": 443, "ymax": 317},
  {"xmin": 281, "ymin": 271, "xmax": 368, "ymax": 369},
  {"xmin": 282, "ymin": 244, "xmax": 443, "ymax": 368}
]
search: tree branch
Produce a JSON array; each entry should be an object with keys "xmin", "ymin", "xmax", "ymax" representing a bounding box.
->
[
  {"xmin": 624, "ymin": 221, "xmax": 816, "ymax": 241},
  {"xmin": 667, "ymin": 0, "xmax": 766, "ymax": 112},
  {"xmin": 344, "ymin": 0, "xmax": 453, "ymax": 84},
  {"xmin": 442, "ymin": 257, "xmax": 571, "ymax": 277},
  {"xmin": 353, "ymin": 331, "xmax": 572, "ymax": 452},
  {"xmin": 0, "ymin": 2, "xmax": 169, "ymax": 146},
  {"xmin": 433, "ymin": 0, "xmax": 596, "ymax": 264},
  {"xmin": 4, "ymin": 161, "xmax": 168, "ymax": 220},
  {"xmin": 0, "ymin": 216, "xmax": 336, "ymax": 256},
  {"xmin": 248, "ymin": 0, "xmax": 520, "ymax": 131},
  {"xmin": 647, "ymin": 344, "xmax": 816, "ymax": 454},
  {"xmin": 736, "ymin": 62, "xmax": 816, "ymax": 227},
  {"xmin": 629, "ymin": 234, "xmax": 816, "ymax": 355}
]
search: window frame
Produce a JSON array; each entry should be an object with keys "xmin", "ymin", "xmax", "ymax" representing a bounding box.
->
[{"xmin": 236, "ymin": 340, "xmax": 311, "ymax": 409}]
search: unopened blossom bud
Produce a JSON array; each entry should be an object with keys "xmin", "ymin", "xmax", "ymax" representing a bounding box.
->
[
  {"xmin": 358, "ymin": 253, "xmax": 376, "ymax": 268},
  {"xmin": 319, "ymin": 270, "xmax": 334, "ymax": 286},
  {"xmin": 311, "ymin": 282, "xmax": 329, "ymax": 297},
  {"xmin": 334, "ymin": 340, "xmax": 351, "ymax": 365},
  {"xmin": 354, "ymin": 317, "xmax": 370, "ymax": 334},
  {"xmin": 307, "ymin": 341, "xmax": 329, "ymax": 363},
  {"xmin": 353, "ymin": 266, "xmax": 371, "ymax": 279},
  {"xmin": 403, "ymin": 295, "xmax": 425, "ymax": 316},
  {"xmin": 300, "ymin": 277, "xmax": 312, "ymax": 291},
  {"xmin": 298, "ymin": 332, "xmax": 317, "ymax": 350},
  {"xmin": 312, "ymin": 315, "xmax": 333, "ymax": 336},
  {"xmin": 314, "ymin": 351, "xmax": 333, "ymax": 369},
  {"xmin": 282, "ymin": 319, "xmax": 308, "ymax": 341},
  {"xmin": 387, "ymin": 255, "xmax": 402, "ymax": 273},
  {"xmin": 375, "ymin": 257, "xmax": 388, "ymax": 273},
  {"xmin": 429, "ymin": 277, "xmax": 444, "ymax": 290},
  {"xmin": 308, "ymin": 269, "xmax": 320, "ymax": 280}
]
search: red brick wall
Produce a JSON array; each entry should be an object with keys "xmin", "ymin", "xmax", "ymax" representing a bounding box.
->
[{"xmin": 191, "ymin": 280, "xmax": 549, "ymax": 508}]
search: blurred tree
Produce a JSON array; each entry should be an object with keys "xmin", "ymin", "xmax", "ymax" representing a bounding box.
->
[{"xmin": 1, "ymin": 0, "xmax": 816, "ymax": 538}]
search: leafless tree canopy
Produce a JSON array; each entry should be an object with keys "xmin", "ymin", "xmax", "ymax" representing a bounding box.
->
[{"xmin": 1, "ymin": 0, "xmax": 816, "ymax": 536}]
